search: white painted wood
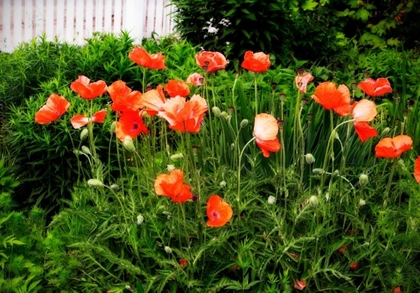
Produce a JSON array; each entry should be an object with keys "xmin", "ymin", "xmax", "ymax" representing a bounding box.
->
[
  {"xmin": 65, "ymin": 0, "xmax": 75, "ymax": 42},
  {"xmin": 1, "ymin": 0, "xmax": 13, "ymax": 50},
  {"xmin": 113, "ymin": 0, "xmax": 122, "ymax": 33},
  {"xmin": 124, "ymin": 0, "xmax": 144, "ymax": 44},
  {"xmin": 35, "ymin": 0, "xmax": 44, "ymax": 37},
  {"xmin": 23, "ymin": 0, "xmax": 33, "ymax": 44},
  {"xmin": 103, "ymin": 0, "xmax": 112, "ymax": 32},
  {"xmin": 94, "ymin": 0, "xmax": 103, "ymax": 32},
  {"xmin": 56, "ymin": 0, "xmax": 65, "ymax": 42},
  {"xmin": 45, "ymin": 0, "xmax": 55, "ymax": 41},
  {"xmin": 84, "ymin": 0, "xmax": 94, "ymax": 38},
  {"xmin": 75, "ymin": 0, "xmax": 84, "ymax": 43},
  {"xmin": 13, "ymin": 0, "xmax": 24, "ymax": 47}
]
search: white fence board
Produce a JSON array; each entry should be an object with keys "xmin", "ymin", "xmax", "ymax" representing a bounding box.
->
[{"xmin": 0, "ymin": 0, "xmax": 176, "ymax": 52}]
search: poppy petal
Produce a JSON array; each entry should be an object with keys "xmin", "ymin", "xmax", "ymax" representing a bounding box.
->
[
  {"xmin": 414, "ymin": 156, "xmax": 420, "ymax": 184},
  {"xmin": 70, "ymin": 114, "xmax": 89, "ymax": 129},
  {"xmin": 92, "ymin": 109, "xmax": 107, "ymax": 123},
  {"xmin": 354, "ymin": 122, "xmax": 377, "ymax": 142}
]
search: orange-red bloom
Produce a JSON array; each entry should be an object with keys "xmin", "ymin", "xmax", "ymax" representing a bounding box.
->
[
  {"xmin": 154, "ymin": 169, "xmax": 192, "ymax": 203},
  {"xmin": 375, "ymin": 135, "xmax": 413, "ymax": 158},
  {"xmin": 358, "ymin": 77, "xmax": 392, "ymax": 97},
  {"xmin": 164, "ymin": 80, "xmax": 190, "ymax": 98},
  {"xmin": 115, "ymin": 110, "xmax": 149, "ymax": 142},
  {"xmin": 70, "ymin": 109, "xmax": 107, "ymax": 129},
  {"xmin": 128, "ymin": 47, "xmax": 166, "ymax": 69},
  {"xmin": 241, "ymin": 51, "xmax": 271, "ymax": 73},
  {"xmin": 186, "ymin": 73, "xmax": 204, "ymax": 86},
  {"xmin": 159, "ymin": 95, "xmax": 208, "ymax": 133},
  {"xmin": 70, "ymin": 76, "xmax": 107, "ymax": 100},
  {"xmin": 295, "ymin": 72, "xmax": 314, "ymax": 93},
  {"xmin": 253, "ymin": 113, "xmax": 280, "ymax": 158},
  {"xmin": 179, "ymin": 259, "xmax": 187, "ymax": 267},
  {"xmin": 414, "ymin": 156, "xmax": 420, "ymax": 183},
  {"xmin": 35, "ymin": 94, "xmax": 70, "ymax": 124},
  {"xmin": 352, "ymin": 99, "xmax": 377, "ymax": 142},
  {"xmin": 293, "ymin": 280, "xmax": 306, "ymax": 291},
  {"xmin": 392, "ymin": 286, "xmax": 401, "ymax": 293},
  {"xmin": 196, "ymin": 51, "xmax": 228, "ymax": 73},
  {"xmin": 141, "ymin": 85, "xmax": 167, "ymax": 116},
  {"xmin": 107, "ymin": 80, "xmax": 143, "ymax": 112},
  {"xmin": 349, "ymin": 261, "xmax": 359, "ymax": 270},
  {"xmin": 206, "ymin": 195, "xmax": 233, "ymax": 227},
  {"xmin": 312, "ymin": 82, "xmax": 351, "ymax": 116}
]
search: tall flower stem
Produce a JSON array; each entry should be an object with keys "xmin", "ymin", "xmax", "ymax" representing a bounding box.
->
[
  {"xmin": 254, "ymin": 73, "xmax": 258, "ymax": 116},
  {"xmin": 383, "ymin": 158, "xmax": 398, "ymax": 207},
  {"xmin": 237, "ymin": 137, "xmax": 256, "ymax": 212}
]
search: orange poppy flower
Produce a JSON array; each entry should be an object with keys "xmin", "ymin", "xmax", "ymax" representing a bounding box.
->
[
  {"xmin": 128, "ymin": 47, "xmax": 166, "ymax": 70},
  {"xmin": 206, "ymin": 195, "xmax": 233, "ymax": 227},
  {"xmin": 154, "ymin": 169, "xmax": 192, "ymax": 203},
  {"xmin": 295, "ymin": 72, "xmax": 314, "ymax": 93},
  {"xmin": 159, "ymin": 95, "xmax": 208, "ymax": 133},
  {"xmin": 115, "ymin": 110, "xmax": 149, "ymax": 142},
  {"xmin": 358, "ymin": 77, "xmax": 392, "ymax": 97},
  {"xmin": 141, "ymin": 85, "xmax": 167, "ymax": 116},
  {"xmin": 312, "ymin": 82, "xmax": 351, "ymax": 116},
  {"xmin": 293, "ymin": 280, "xmax": 306, "ymax": 291},
  {"xmin": 107, "ymin": 80, "xmax": 143, "ymax": 112},
  {"xmin": 164, "ymin": 80, "xmax": 190, "ymax": 98},
  {"xmin": 70, "ymin": 109, "xmax": 107, "ymax": 129},
  {"xmin": 414, "ymin": 156, "xmax": 420, "ymax": 183},
  {"xmin": 352, "ymin": 99, "xmax": 377, "ymax": 142},
  {"xmin": 241, "ymin": 51, "xmax": 271, "ymax": 73},
  {"xmin": 35, "ymin": 94, "xmax": 70, "ymax": 124},
  {"xmin": 375, "ymin": 135, "xmax": 413, "ymax": 158},
  {"xmin": 70, "ymin": 75, "xmax": 107, "ymax": 100},
  {"xmin": 186, "ymin": 73, "xmax": 204, "ymax": 86},
  {"xmin": 253, "ymin": 113, "xmax": 280, "ymax": 158},
  {"xmin": 195, "ymin": 51, "xmax": 228, "ymax": 73}
]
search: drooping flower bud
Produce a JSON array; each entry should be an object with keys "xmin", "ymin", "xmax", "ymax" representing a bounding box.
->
[
  {"xmin": 359, "ymin": 174, "xmax": 369, "ymax": 187},
  {"xmin": 123, "ymin": 136, "xmax": 136, "ymax": 152},
  {"xmin": 212, "ymin": 106, "xmax": 221, "ymax": 117},
  {"xmin": 240, "ymin": 119, "xmax": 249, "ymax": 128},
  {"xmin": 164, "ymin": 246, "xmax": 172, "ymax": 254},
  {"xmin": 170, "ymin": 153, "xmax": 184, "ymax": 160},
  {"xmin": 81, "ymin": 146, "xmax": 92, "ymax": 155},
  {"xmin": 80, "ymin": 128, "xmax": 89, "ymax": 141},
  {"xmin": 304, "ymin": 153, "xmax": 315, "ymax": 164},
  {"xmin": 267, "ymin": 195, "xmax": 276, "ymax": 205},
  {"xmin": 87, "ymin": 179, "xmax": 104, "ymax": 187},
  {"xmin": 136, "ymin": 214, "xmax": 144, "ymax": 225},
  {"xmin": 309, "ymin": 195, "xmax": 318, "ymax": 207}
]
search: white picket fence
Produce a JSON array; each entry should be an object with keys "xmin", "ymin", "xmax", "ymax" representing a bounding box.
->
[{"xmin": 0, "ymin": 0, "xmax": 176, "ymax": 53}]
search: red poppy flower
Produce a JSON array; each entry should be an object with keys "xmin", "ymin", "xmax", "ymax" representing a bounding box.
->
[
  {"xmin": 128, "ymin": 47, "xmax": 165, "ymax": 70},
  {"xmin": 293, "ymin": 280, "xmax": 306, "ymax": 291},
  {"xmin": 295, "ymin": 72, "xmax": 314, "ymax": 93},
  {"xmin": 312, "ymin": 82, "xmax": 351, "ymax": 116},
  {"xmin": 375, "ymin": 135, "xmax": 413, "ymax": 158},
  {"xmin": 253, "ymin": 113, "xmax": 280, "ymax": 157},
  {"xmin": 186, "ymin": 73, "xmax": 205, "ymax": 86},
  {"xmin": 195, "ymin": 51, "xmax": 228, "ymax": 73},
  {"xmin": 414, "ymin": 156, "xmax": 420, "ymax": 183},
  {"xmin": 338, "ymin": 245, "xmax": 348, "ymax": 255},
  {"xmin": 70, "ymin": 75, "xmax": 107, "ymax": 100},
  {"xmin": 70, "ymin": 109, "xmax": 107, "ymax": 129},
  {"xmin": 159, "ymin": 95, "xmax": 208, "ymax": 133},
  {"xmin": 206, "ymin": 195, "xmax": 233, "ymax": 227},
  {"xmin": 107, "ymin": 80, "xmax": 143, "ymax": 112},
  {"xmin": 164, "ymin": 80, "xmax": 190, "ymax": 98},
  {"xmin": 349, "ymin": 261, "xmax": 359, "ymax": 270},
  {"xmin": 241, "ymin": 51, "xmax": 271, "ymax": 73},
  {"xmin": 35, "ymin": 94, "xmax": 70, "ymax": 124},
  {"xmin": 154, "ymin": 169, "xmax": 192, "ymax": 203},
  {"xmin": 115, "ymin": 110, "xmax": 149, "ymax": 142},
  {"xmin": 141, "ymin": 85, "xmax": 167, "ymax": 116},
  {"xmin": 179, "ymin": 259, "xmax": 187, "ymax": 267},
  {"xmin": 358, "ymin": 78, "xmax": 392, "ymax": 97},
  {"xmin": 352, "ymin": 99, "xmax": 377, "ymax": 142},
  {"xmin": 392, "ymin": 286, "xmax": 401, "ymax": 293}
]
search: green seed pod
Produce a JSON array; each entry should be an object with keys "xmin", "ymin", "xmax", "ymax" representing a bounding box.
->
[
  {"xmin": 81, "ymin": 146, "xmax": 91, "ymax": 155},
  {"xmin": 304, "ymin": 153, "xmax": 315, "ymax": 164},
  {"xmin": 359, "ymin": 174, "xmax": 368, "ymax": 187},
  {"xmin": 80, "ymin": 128, "xmax": 89, "ymax": 141},
  {"xmin": 123, "ymin": 136, "xmax": 136, "ymax": 152},
  {"xmin": 240, "ymin": 119, "xmax": 249, "ymax": 128},
  {"xmin": 212, "ymin": 106, "xmax": 221, "ymax": 117}
]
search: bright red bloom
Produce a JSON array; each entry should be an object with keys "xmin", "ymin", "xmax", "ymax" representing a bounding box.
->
[
  {"xmin": 159, "ymin": 95, "xmax": 208, "ymax": 133},
  {"xmin": 164, "ymin": 80, "xmax": 190, "ymax": 98},
  {"xmin": 128, "ymin": 47, "xmax": 165, "ymax": 69},
  {"xmin": 375, "ymin": 135, "xmax": 413, "ymax": 158},
  {"xmin": 35, "ymin": 94, "xmax": 70, "ymax": 124},
  {"xmin": 241, "ymin": 51, "xmax": 271, "ymax": 73},
  {"xmin": 354, "ymin": 122, "xmax": 377, "ymax": 142},
  {"xmin": 293, "ymin": 280, "xmax": 306, "ymax": 291},
  {"xmin": 352, "ymin": 99, "xmax": 377, "ymax": 142},
  {"xmin": 414, "ymin": 157, "xmax": 420, "ymax": 183},
  {"xmin": 107, "ymin": 80, "xmax": 143, "ymax": 112},
  {"xmin": 295, "ymin": 72, "xmax": 314, "ymax": 93},
  {"xmin": 141, "ymin": 85, "xmax": 167, "ymax": 116},
  {"xmin": 349, "ymin": 261, "xmax": 359, "ymax": 270},
  {"xmin": 154, "ymin": 169, "xmax": 192, "ymax": 203},
  {"xmin": 195, "ymin": 51, "xmax": 228, "ymax": 73},
  {"xmin": 115, "ymin": 110, "xmax": 149, "ymax": 142},
  {"xmin": 253, "ymin": 113, "xmax": 280, "ymax": 158},
  {"xmin": 312, "ymin": 82, "xmax": 351, "ymax": 116},
  {"xmin": 70, "ymin": 109, "xmax": 107, "ymax": 129},
  {"xmin": 392, "ymin": 286, "xmax": 401, "ymax": 293},
  {"xmin": 70, "ymin": 76, "xmax": 107, "ymax": 100},
  {"xmin": 179, "ymin": 259, "xmax": 187, "ymax": 267},
  {"xmin": 186, "ymin": 73, "xmax": 204, "ymax": 86},
  {"xmin": 206, "ymin": 195, "xmax": 233, "ymax": 227},
  {"xmin": 358, "ymin": 78, "xmax": 392, "ymax": 97}
]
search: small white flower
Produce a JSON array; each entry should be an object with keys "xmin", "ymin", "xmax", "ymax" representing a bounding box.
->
[
  {"xmin": 167, "ymin": 164, "xmax": 176, "ymax": 172},
  {"xmin": 359, "ymin": 199, "xmax": 366, "ymax": 206},
  {"xmin": 136, "ymin": 214, "xmax": 144, "ymax": 225},
  {"xmin": 164, "ymin": 246, "xmax": 172, "ymax": 254},
  {"xmin": 219, "ymin": 181, "xmax": 227, "ymax": 188},
  {"xmin": 267, "ymin": 196, "xmax": 276, "ymax": 205}
]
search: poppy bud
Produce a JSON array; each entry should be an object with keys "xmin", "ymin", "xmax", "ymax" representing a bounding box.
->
[
  {"xmin": 170, "ymin": 153, "xmax": 184, "ymax": 160},
  {"xmin": 81, "ymin": 146, "xmax": 91, "ymax": 155},
  {"xmin": 220, "ymin": 111, "xmax": 229, "ymax": 120},
  {"xmin": 87, "ymin": 179, "xmax": 104, "ymax": 187},
  {"xmin": 164, "ymin": 246, "xmax": 172, "ymax": 254},
  {"xmin": 312, "ymin": 168, "xmax": 324, "ymax": 174},
  {"xmin": 110, "ymin": 184, "xmax": 119, "ymax": 191},
  {"xmin": 267, "ymin": 195, "xmax": 276, "ymax": 205},
  {"xmin": 110, "ymin": 121, "xmax": 116, "ymax": 133},
  {"xmin": 304, "ymin": 153, "xmax": 315, "ymax": 164},
  {"xmin": 309, "ymin": 195, "xmax": 318, "ymax": 207},
  {"xmin": 73, "ymin": 149, "xmax": 83, "ymax": 156},
  {"xmin": 240, "ymin": 119, "xmax": 249, "ymax": 128},
  {"xmin": 136, "ymin": 214, "xmax": 144, "ymax": 225},
  {"xmin": 382, "ymin": 127, "xmax": 391, "ymax": 136},
  {"xmin": 212, "ymin": 106, "xmax": 221, "ymax": 117},
  {"xmin": 80, "ymin": 128, "xmax": 89, "ymax": 141},
  {"xmin": 167, "ymin": 164, "xmax": 176, "ymax": 172},
  {"xmin": 359, "ymin": 174, "xmax": 369, "ymax": 186},
  {"xmin": 123, "ymin": 136, "xmax": 136, "ymax": 152}
]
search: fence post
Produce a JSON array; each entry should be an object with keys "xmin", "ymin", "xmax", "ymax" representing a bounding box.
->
[{"xmin": 124, "ymin": 0, "xmax": 145, "ymax": 44}]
